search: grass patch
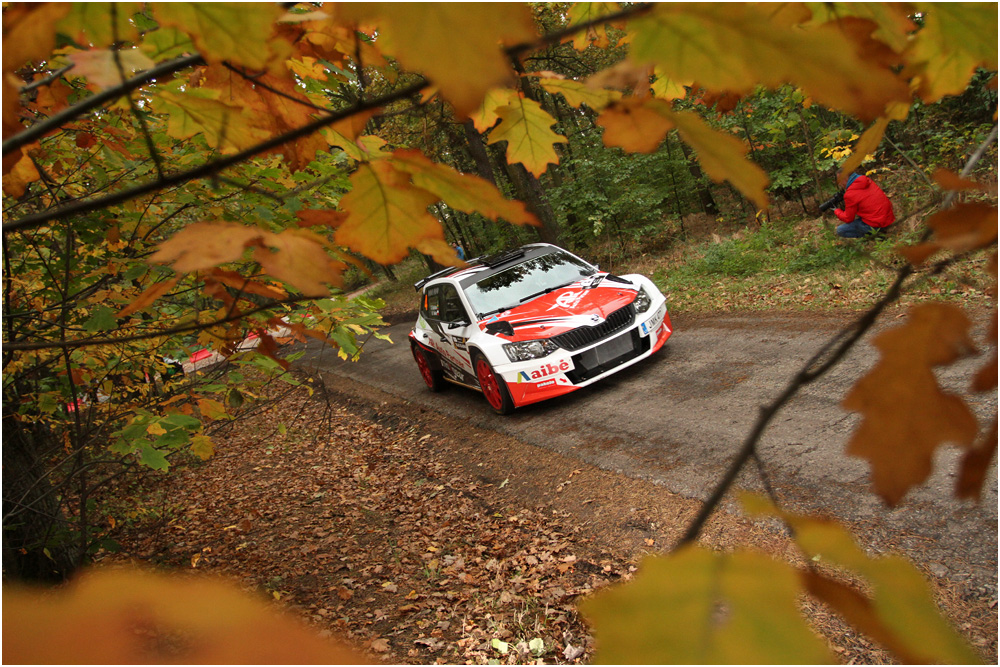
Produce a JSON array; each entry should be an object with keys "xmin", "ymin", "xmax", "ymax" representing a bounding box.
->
[{"xmin": 351, "ymin": 220, "xmax": 995, "ymax": 318}]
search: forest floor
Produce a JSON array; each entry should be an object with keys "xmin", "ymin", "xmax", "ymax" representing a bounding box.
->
[{"xmin": 109, "ymin": 365, "xmax": 998, "ymax": 665}]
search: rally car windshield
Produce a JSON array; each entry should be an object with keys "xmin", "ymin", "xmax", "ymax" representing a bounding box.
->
[{"xmin": 463, "ymin": 250, "xmax": 596, "ymax": 317}]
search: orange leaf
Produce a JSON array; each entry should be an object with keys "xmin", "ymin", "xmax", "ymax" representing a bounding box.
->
[
  {"xmin": 2, "ymin": 151, "xmax": 40, "ymax": 197},
  {"xmin": 932, "ymin": 168, "xmax": 985, "ymax": 192},
  {"xmin": 842, "ymin": 303, "xmax": 979, "ymax": 505},
  {"xmin": 802, "ymin": 571, "xmax": 923, "ymax": 664},
  {"xmin": 897, "ymin": 242, "xmax": 941, "ymax": 267},
  {"xmin": 925, "ymin": 202, "xmax": 998, "ymax": 253},
  {"xmin": 207, "ymin": 269, "xmax": 288, "ymax": 300},
  {"xmin": 253, "ymin": 230, "xmax": 344, "ymax": 296},
  {"xmin": 391, "ymin": 149, "xmax": 540, "ymax": 226},
  {"xmin": 955, "ymin": 420, "xmax": 998, "ymax": 501},
  {"xmin": 597, "ymin": 98, "xmax": 675, "ymax": 153},
  {"xmin": 334, "ymin": 160, "xmax": 444, "ymax": 265},
  {"xmin": 340, "ymin": 3, "xmax": 537, "ymax": 116},
  {"xmin": 117, "ymin": 279, "xmax": 178, "ymax": 318},
  {"xmin": 1, "ymin": 568, "xmax": 366, "ymax": 664},
  {"xmin": 150, "ymin": 222, "xmax": 261, "ymax": 272},
  {"xmin": 296, "ymin": 209, "xmax": 348, "ymax": 229}
]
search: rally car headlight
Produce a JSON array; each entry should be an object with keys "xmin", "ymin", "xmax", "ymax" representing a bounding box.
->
[
  {"xmin": 633, "ymin": 286, "xmax": 653, "ymax": 313},
  {"xmin": 503, "ymin": 339, "xmax": 559, "ymax": 362}
]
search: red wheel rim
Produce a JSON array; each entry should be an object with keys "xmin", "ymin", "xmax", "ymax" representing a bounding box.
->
[
  {"xmin": 415, "ymin": 349, "xmax": 435, "ymax": 388},
  {"xmin": 476, "ymin": 359, "xmax": 504, "ymax": 410}
]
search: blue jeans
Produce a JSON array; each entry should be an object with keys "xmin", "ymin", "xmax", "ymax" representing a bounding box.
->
[{"xmin": 836, "ymin": 218, "xmax": 882, "ymax": 238}]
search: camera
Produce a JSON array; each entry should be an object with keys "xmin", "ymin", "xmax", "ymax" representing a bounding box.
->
[{"xmin": 818, "ymin": 191, "xmax": 845, "ymax": 213}]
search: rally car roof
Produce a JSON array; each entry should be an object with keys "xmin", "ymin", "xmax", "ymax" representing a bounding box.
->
[{"xmin": 413, "ymin": 243, "xmax": 557, "ymax": 292}]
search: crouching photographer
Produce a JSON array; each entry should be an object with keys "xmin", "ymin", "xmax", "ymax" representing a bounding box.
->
[{"xmin": 819, "ymin": 171, "xmax": 895, "ymax": 238}]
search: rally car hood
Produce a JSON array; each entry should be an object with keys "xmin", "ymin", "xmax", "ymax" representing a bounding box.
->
[{"xmin": 477, "ymin": 274, "xmax": 638, "ymax": 342}]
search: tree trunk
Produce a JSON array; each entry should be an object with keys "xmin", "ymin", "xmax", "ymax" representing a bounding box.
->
[
  {"xmin": 678, "ymin": 138, "xmax": 720, "ymax": 216},
  {"xmin": 2, "ymin": 409, "xmax": 78, "ymax": 582}
]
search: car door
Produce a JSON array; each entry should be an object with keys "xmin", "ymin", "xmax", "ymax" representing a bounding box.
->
[{"xmin": 426, "ymin": 283, "xmax": 476, "ymax": 384}]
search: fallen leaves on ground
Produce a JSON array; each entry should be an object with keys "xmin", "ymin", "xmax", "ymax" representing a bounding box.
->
[{"xmin": 107, "ymin": 380, "xmax": 631, "ymax": 663}]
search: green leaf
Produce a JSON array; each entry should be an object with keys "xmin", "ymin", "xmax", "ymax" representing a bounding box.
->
[
  {"xmin": 528, "ymin": 638, "xmax": 545, "ymax": 656},
  {"xmin": 490, "ymin": 638, "xmax": 509, "ymax": 655},
  {"xmin": 137, "ymin": 443, "xmax": 170, "ymax": 471},
  {"xmin": 82, "ymin": 305, "xmax": 117, "ymax": 333},
  {"xmin": 580, "ymin": 545, "xmax": 832, "ymax": 664}
]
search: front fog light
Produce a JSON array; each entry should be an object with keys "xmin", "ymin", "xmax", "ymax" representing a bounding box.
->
[
  {"xmin": 633, "ymin": 286, "xmax": 652, "ymax": 313},
  {"xmin": 503, "ymin": 339, "xmax": 559, "ymax": 362}
]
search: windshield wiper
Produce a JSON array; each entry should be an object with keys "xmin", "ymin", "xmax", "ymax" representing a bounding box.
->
[{"xmin": 519, "ymin": 281, "xmax": 574, "ymax": 304}]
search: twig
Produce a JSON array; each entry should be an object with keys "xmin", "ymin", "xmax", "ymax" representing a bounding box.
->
[
  {"xmin": 3, "ymin": 53, "xmax": 205, "ymax": 157},
  {"xmin": 2, "ymin": 80, "xmax": 429, "ymax": 235}
]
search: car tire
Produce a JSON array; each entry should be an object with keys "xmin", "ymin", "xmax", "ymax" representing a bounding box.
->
[
  {"xmin": 412, "ymin": 344, "xmax": 445, "ymax": 392},
  {"xmin": 472, "ymin": 352, "xmax": 514, "ymax": 415}
]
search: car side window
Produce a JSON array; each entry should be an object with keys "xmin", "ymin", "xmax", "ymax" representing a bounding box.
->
[
  {"xmin": 439, "ymin": 284, "xmax": 468, "ymax": 324},
  {"xmin": 422, "ymin": 285, "xmax": 442, "ymax": 319}
]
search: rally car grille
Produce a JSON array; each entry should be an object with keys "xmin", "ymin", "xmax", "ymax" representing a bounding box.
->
[
  {"xmin": 565, "ymin": 329, "xmax": 650, "ymax": 384},
  {"xmin": 551, "ymin": 303, "xmax": 636, "ymax": 351}
]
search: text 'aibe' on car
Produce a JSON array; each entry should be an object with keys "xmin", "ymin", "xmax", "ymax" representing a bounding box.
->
[{"xmin": 409, "ymin": 243, "xmax": 672, "ymax": 414}]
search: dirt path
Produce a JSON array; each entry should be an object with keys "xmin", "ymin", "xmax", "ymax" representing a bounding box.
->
[{"xmin": 302, "ymin": 310, "xmax": 998, "ymax": 598}]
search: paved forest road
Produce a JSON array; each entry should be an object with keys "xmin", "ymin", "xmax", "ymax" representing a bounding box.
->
[{"xmin": 300, "ymin": 311, "xmax": 997, "ymax": 592}]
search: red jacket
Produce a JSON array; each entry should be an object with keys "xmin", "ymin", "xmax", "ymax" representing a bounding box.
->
[{"xmin": 835, "ymin": 175, "xmax": 895, "ymax": 228}]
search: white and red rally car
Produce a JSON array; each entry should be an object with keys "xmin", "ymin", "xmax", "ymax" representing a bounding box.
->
[{"xmin": 409, "ymin": 243, "xmax": 672, "ymax": 414}]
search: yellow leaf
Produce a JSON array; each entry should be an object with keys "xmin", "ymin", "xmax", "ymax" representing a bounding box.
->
[
  {"xmin": 145, "ymin": 422, "xmax": 167, "ymax": 436},
  {"xmin": 189, "ymin": 434, "xmax": 215, "ymax": 460},
  {"xmin": 2, "ymin": 3, "xmax": 71, "ymax": 72},
  {"xmin": 486, "ymin": 96, "xmax": 566, "ymax": 176},
  {"xmin": 597, "ymin": 98, "xmax": 675, "ymax": 153},
  {"xmin": 650, "ymin": 67, "xmax": 691, "ymax": 100},
  {"xmin": 196, "ymin": 399, "xmax": 228, "ymax": 421},
  {"xmin": 152, "ymin": 3, "xmax": 283, "ymax": 70},
  {"xmin": 565, "ymin": 2, "xmax": 624, "ymax": 51},
  {"xmin": 340, "ymin": 3, "xmax": 537, "ymax": 116},
  {"xmin": 468, "ymin": 88, "xmax": 520, "ymax": 133},
  {"xmin": 391, "ymin": 149, "xmax": 540, "ymax": 226},
  {"xmin": 842, "ymin": 303, "xmax": 979, "ymax": 505},
  {"xmin": 743, "ymin": 494, "xmax": 981, "ymax": 664},
  {"xmin": 335, "ymin": 160, "xmax": 444, "ymax": 265},
  {"xmin": 1, "ymin": 568, "xmax": 365, "ymax": 664},
  {"xmin": 837, "ymin": 117, "xmax": 891, "ymax": 184},
  {"xmin": 58, "ymin": 3, "xmax": 142, "ymax": 48},
  {"xmin": 806, "ymin": 3, "xmax": 917, "ymax": 53},
  {"xmin": 538, "ymin": 77, "xmax": 620, "ymax": 111},
  {"xmin": 629, "ymin": 3, "xmax": 911, "ymax": 121},
  {"xmin": 907, "ymin": 3, "xmax": 998, "ymax": 103},
  {"xmin": 156, "ymin": 88, "xmax": 268, "ymax": 154},
  {"xmin": 580, "ymin": 546, "xmax": 832, "ymax": 664}
]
